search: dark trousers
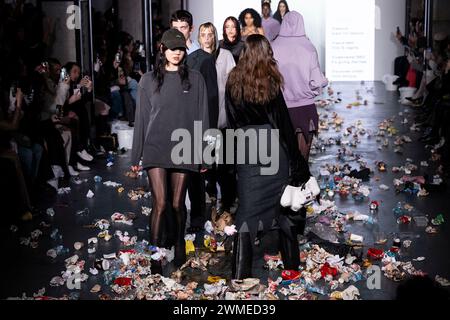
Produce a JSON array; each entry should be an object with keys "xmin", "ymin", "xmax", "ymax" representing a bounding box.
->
[
  {"xmin": 394, "ymin": 56, "xmax": 410, "ymax": 80},
  {"xmin": 205, "ymin": 128, "xmax": 237, "ymax": 212},
  {"xmin": 40, "ymin": 121, "xmax": 70, "ymax": 175},
  {"xmin": 0, "ymin": 152, "xmax": 32, "ymax": 219},
  {"xmin": 69, "ymin": 102, "xmax": 91, "ymax": 150},
  {"xmin": 188, "ymin": 172, "xmax": 206, "ymax": 226}
]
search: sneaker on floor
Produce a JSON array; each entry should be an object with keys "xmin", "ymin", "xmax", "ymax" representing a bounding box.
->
[
  {"xmin": 68, "ymin": 165, "xmax": 79, "ymax": 176},
  {"xmin": 77, "ymin": 149, "xmax": 94, "ymax": 162},
  {"xmin": 77, "ymin": 162, "xmax": 91, "ymax": 171}
]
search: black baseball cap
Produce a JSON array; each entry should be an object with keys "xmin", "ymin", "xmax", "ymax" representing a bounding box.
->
[{"xmin": 161, "ymin": 29, "xmax": 187, "ymax": 50}]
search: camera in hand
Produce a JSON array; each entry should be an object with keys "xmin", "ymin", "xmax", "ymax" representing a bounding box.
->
[
  {"xmin": 137, "ymin": 41, "xmax": 146, "ymax": 58},
  {"xmin": 56, "ymin": 105, "xmax": 64, "ymax": 119},
  {"xmin": 133, "ymin": 61, "xmax": 141, "ymax": 73},
  {"xmin": 60, "ymin": 67, "xmax": 69, "ymax": 82},
  {"xmin": 11, "ymin": 82, "xmax": 18, "ymax": 98}
]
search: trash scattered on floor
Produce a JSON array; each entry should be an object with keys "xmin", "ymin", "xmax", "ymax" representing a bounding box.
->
[
  {"xmin": 103, "ymin": 181, "xmax": 122, "ymax": 188},
  {"xmin": 127, "ymin": 188, "xmax": 150, "ymax": 201},
  {"xmin": 74, "ymin": 242, "xmax": 84, "ymax": 251},
  {"xmin": 141, "ymin": 206, "xmax": 152, "ymax": 216},
  {"xmin": 46, "ymin": 208, "xmax": 55, "ymax": 217},
  {"xmin": 111, "ymin": 212, "xmax": 135, "ymax": 225},
  {"xmin": 106, "ymin": 152, "xmax": 115, "ymax": 167},
  {"xmin": 57, "ymin": 187, "xmax": 71, "ymax": 195},
  {"xmin": 71, "ymin": 177, "xmax": 88, "ymax": 185},
  {"xmin": 86, "ymin": 190, "xmax": 95, "ymax": 199},
  {"xmin": 9, "ymin": 84, "xmax": 450, "ymax": 301},
  {"xmin": 90, "ymin": 284, "xmax": 102, "ymax": 293},
  {"xmin": 431, "ymin": 214, "xmax": 444, "ymax": 226},
  {"xmin": 76, "ymin": 208, "xmax": 90, "ymax": 216},
  {"xmin": 435, "ymin": 275, "xmax": 450, "ymax": 287}
]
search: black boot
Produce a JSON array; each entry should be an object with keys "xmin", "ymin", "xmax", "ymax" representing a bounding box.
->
[
  {"xmin": 279, "ymin": 226, "xmax": 300, "ymax": 271},
  {"xmin": 174, "ymin": 240, "xmax": 187, "ymax": 268},
  {"xmin": 232, "ymin": 224, "xmax": 253, "ymax": 280},
  {"xmin": 151, "ymin": 259, "xmax": 163, "ymax": 275},
  {"xmin": 293, "ymin": 207, "xmax": 307, "ymax": 236},
  {"xmin": 173, "ymin": 205, "xmax": 187, "ymax": 268},
  {"xmin": 159, "ymin": 207, "xmax": 176, "ymax": 249}
]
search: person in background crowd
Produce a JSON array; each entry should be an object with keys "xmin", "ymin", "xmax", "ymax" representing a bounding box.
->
[
  {"xmin": 273, "ymin": 0, "xmax": 290, "ymax": 24},
  {"xmin": 11, "ymin": 58, "xmax": 45, "ymax": 192},
  {"xmin": 116, "ymin": 32, "xmax": 139, "ymax": 126},
  {"xmin": 198, "ymin": 22, "xmax": 237, "ymax": 214},
  {"xmin": 261, "ymin": 1, "xmax": 280, "ymax": 42},
  {"xmin": 239, "ymin": 8, "xmax": 265, "ymax": 41},
  {"xmin": 63, "ymin": 62, "xmax": 94, "ymax": 171},
  {"xmin": 0, "ymin": 85, "xmax": 34, "ymax": 221},
  {"xmin": 171, "ymin": 10, "xmax": 219, "ymax": 233},
  {"xmin": 394, "ymin": 19, "xmax": 427, "ymax": 88},
  {"xmin": 37, "ymin": 59, "xmax": 79, "ymax": 178},
  {"xmin": 219, "ymin": 17, "xmax": 245, "ymax": 64},
  {"xmin": 225, "ymin": 34, "xmax": 311, "ymax": 279},
  {"xmin": 404, "ymin": 32, "xmax": 448, "ymax": 106}
]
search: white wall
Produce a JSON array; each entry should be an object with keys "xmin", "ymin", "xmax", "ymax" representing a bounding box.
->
[
  {"xmin": 375, "ymin": 0, "xmax": 406, "ymax": 81},
  {"xmin": 118, "ymin": 0, "xmax": 143, "ymax": 42},
  {"xmin": 187, "ymin": 0, "xmax": 215, "ymax": 40},
  {"xmin": 188, "ymin": 0, "xmax": 406, "ymax": 81},
  {"xmin": 42, "ymin": 1, "xmax": 77, "ymax": 63}
]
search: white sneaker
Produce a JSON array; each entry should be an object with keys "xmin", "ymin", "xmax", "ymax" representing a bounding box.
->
[
  {"xmin": 77, "ymin": 150, "xmax": 94, "ymax": 162},
  {"xmin": 68, "ymin": 166, "xmax": 79, "ymax": 176},
  {"xmin": 83, "ymin": 149, "xmax": 94, "ymax": 161},
  {"xmin": 77, "ymin": 162, "xmax": 91, "ymax": 171}
]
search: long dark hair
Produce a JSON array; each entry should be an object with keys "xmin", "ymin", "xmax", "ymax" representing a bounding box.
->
[
  {"xmin": 222, "ymin": 16, "xmax": 241, "ymax": 45},
  {"xmin": 153, "ymin": 44, "xmax": 190, "ymax": 93},
  {"xmin": 227, "ymin": 35, "xmax": 283, "ymax": 105},
  {"xmin": 239, "ymin": 8, "xmax": 262, "ymax": 29},
  {"xmin": 273, "ymin": 0, "xmax": 290, "ymax": 23}
]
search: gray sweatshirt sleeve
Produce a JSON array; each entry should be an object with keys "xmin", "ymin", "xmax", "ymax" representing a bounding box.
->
[
  {"xmin": 131, "ymin": 77, "xmax": 152, "ymax": 166},
  {"xmin": 198, "ymin": 73, "xmax": 211, "ymax": 169},
  {"xmin": 199, "ymin": 74, "xmax": 210, "ymax": 132}
]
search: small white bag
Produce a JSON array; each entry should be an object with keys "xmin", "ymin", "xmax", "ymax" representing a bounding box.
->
[{"xmin": 280, "ymin": 177, "xmax": 321, "ymax": 212}]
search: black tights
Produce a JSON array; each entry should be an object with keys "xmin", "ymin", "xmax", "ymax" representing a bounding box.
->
[
  {"xmin": 297, "ymin": 132, "xmax": 315, "ymax": 161},
  {"xmin": 147, "ymin": 168, "xmax": 189, "ymax": 264}
]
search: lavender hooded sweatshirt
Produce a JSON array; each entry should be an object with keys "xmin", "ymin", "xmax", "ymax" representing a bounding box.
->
[{"xmin": 272, "ymin": 11, "xmax": 328, "ymax": 108}]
